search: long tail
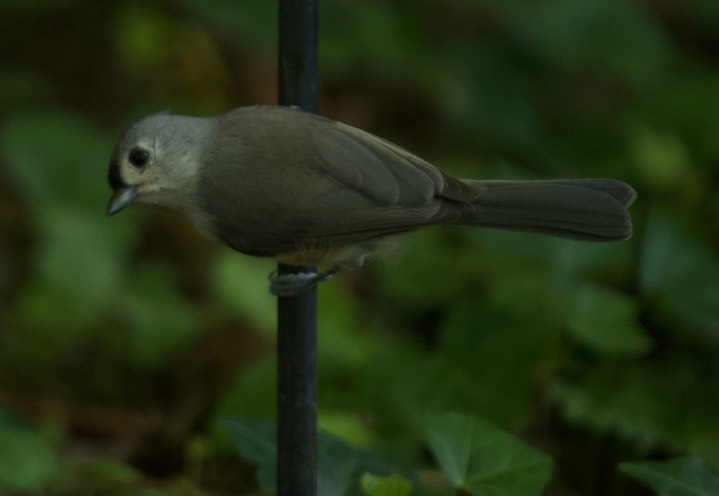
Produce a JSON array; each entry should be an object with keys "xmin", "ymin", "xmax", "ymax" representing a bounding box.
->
[{"xmin": 458, "ymin": 178, "xmax": 636, "ymax": 241}]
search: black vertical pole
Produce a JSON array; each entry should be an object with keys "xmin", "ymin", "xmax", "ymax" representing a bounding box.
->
[
  {"xmin": 277, "ymin": 1, "xmax": 318, "ymax": 496},
  {"xmin": 279, "ymin": 0, "xmax": 318, "ymax": 113}
]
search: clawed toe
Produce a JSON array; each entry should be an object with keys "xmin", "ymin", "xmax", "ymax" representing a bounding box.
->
[{"xmin": 268, "ymin": 267, "xmax": 339, "ymax": 297}]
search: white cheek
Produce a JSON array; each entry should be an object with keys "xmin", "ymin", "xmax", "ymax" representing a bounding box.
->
[
  {"xmin": 133, "ymin": 183, "xmax": 166, "ymax": 207},
  {"xmin": 138, "ymin": 183, "xmax": 161, "ymax": 194}
]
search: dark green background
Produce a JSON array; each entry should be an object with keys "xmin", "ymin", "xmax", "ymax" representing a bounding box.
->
[{"xmin": 1, "ymin": 1, "xmax": 718, "ymax": 494}]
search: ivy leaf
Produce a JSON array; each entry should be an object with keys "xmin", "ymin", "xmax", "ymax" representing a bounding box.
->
[
  {"xmin": 226, "ymin": 418, "xmax": 416, "ymax": 495},
  {"xmin": 620, "ymin": 457, "xmax": 719, "ymax": 496},
  {"xmin": 567, "ymin": 283, "xmax": 652, "ymax": 355},
  {"xmin": 225, "ymin": 419, "xmax": 277, "ymax": 492},
  {"xmin": 361, "ymin": 472, "xmax": 412, "ymax": 496},
  {"xmin": 422, "ymin": 412, "xmax": 553, "ymax": 496}
]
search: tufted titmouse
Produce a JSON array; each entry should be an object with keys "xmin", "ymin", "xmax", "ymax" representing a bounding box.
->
[{"xmin": 107, "ymin": 106, "xmax": 635, "ymax": 294}]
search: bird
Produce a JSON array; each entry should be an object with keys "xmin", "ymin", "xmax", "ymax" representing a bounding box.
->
[{"xmin": 106, "ymin": 105, "xmax": 636, "ymax": 296}]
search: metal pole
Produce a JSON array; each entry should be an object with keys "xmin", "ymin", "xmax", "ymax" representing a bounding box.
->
[
  {"xmin": 277, "ymin": 1, "xmax": 318, "ymax": 496},
  {"xmin": 279, "ymin": 0, "xmax": 318, "ymax": 113}
]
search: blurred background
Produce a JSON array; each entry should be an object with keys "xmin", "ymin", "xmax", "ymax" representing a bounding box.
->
[{"xmin": 1, "ymin": 0, "xmax": 719, "ymax": 495}]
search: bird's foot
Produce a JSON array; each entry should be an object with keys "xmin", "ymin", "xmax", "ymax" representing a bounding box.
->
[{"xmin": 268, "ymin": 267, "xmax": 340, "ymax": 297}]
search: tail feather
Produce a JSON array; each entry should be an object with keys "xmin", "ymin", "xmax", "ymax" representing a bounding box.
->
[{"xmin": 458, "ymin": 179, "xmax": 636, "ymax": 241}]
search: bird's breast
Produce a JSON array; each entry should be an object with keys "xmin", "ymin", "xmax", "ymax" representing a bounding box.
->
[{"xmin": 274, "ymin": 236, "xmax": 401, "ymax": 268}]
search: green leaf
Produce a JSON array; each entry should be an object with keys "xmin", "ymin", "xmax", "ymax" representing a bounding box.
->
[
  {"xmin": 319, "ymin": 411, "xmax": 377, "ymax": 450},
  {"xmin": 620, "ymin": 457, "xmax": 719, "ymax": 496},
  {"xmin": 361, "ymin": 472, "xmax": 412, "ymax": 496},
  {"xmin": 226, "ymin": 418, "xmax": 416, "ymax": 495},
  {"xmin": 630, "ymin": 123, "xmax": 692, "ymax": 190},
  {"xmin": 113, "ymin": 3, "xmax": 177, "ymax": 74},
  {"xmin": 225, "ymin": 419, "xmax": 277, "ymax": 492},
  {"xmin": 0, "ymin": 424, "xmax": 57, "ymax": 491},
  {"xmin": 36, "ymin": 205, "xmax": 134, "ymax": 310},
  {"xmin": 567, "ymin": 284, "xmax": 652, "ymax": 355},
  {"xmin": 550, "ymin": 350, "xmax": 719, "ymax": 464},
  {"xmin": 639, "ymin": 216, "xmax": 706, "ymax": 293},
  {"xmin": 422, "ymin": 412, "xmax": 553, "ymax": 496},
  {"xmin": 9, "ymin": 204, "xmax": 136, "ymax": 342},
  {"xmin": 119, "ymin": 263, "xmax": 204, "ymax": 368},
  {"xmin": 0, "ymin": 110, "xmax": 115, "ymax": 209},
  {"xmin": 317, "ymin": 429, "xmax": 415, "ymax": 496},
  {"xmin": 640, "ymin": 216, "xmax": 719, "ymax": 340},
  {"xmin": 1, "ymin": 111, "xmax": 138, "ymax": 324},
  {"xmin": 211, "ymin": 250, "xmax": 276, "ymax": 333},
  {"xmin": 437, "ymin": 299, "xmax": 552, "ymax": 427}
]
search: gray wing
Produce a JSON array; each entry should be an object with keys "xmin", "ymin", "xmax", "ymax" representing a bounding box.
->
[
  {"xmin": 306, "ymin": 114, "xmax": 478, "ymax": 206},
  {"xmin": 200, "ymin": 107, "xmax": 475, "ymax": 255}
]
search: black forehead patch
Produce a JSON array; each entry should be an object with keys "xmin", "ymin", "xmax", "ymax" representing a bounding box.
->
[{"xmin": 108, "ymin": 159, "xmax": 128, "ymax": 190}]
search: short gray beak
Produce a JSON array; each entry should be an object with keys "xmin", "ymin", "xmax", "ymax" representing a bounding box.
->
[{"xmin": 107, "ymin": 186, "xmax": 137, "ymax": 215}]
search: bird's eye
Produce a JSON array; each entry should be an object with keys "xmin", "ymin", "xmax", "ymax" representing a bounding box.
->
[{"xmin": 129, "ymin": 148, "xmax": 150, "ymax": 167}]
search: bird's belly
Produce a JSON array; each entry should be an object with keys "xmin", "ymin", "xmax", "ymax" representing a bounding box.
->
[{"xmin": 274, "ymin": 236, "xmax": 400, "ymax": 268}]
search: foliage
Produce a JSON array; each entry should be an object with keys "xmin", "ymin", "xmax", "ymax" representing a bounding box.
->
[
  {"xmin": 0, "ymin": 413, "xmax": 58, "ymax": 492},
  {"xmin": 361, "ymin": 473, "xmax": 412, "ymax": 496},
  {"xmin": 226, "ymin": 418, "xmax": 416, "ymax": 496},
  {"xmin": 621, "ymin": 457, "xmax": 719, "ymax": 496},
  {"xmin": 1, "ymin": 0, "xmax": 719, "ymax": 494},
  {"xmin": 422, "ymin": 412, "xmax": 553, "ymax": 496},
  {"xmin": 224, "ymin": 412, "xmax": 549, "ymax": 496}
]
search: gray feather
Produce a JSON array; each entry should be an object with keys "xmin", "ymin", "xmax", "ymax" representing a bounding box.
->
[
  {"xmin": 193, "ymin": 106, "xmax": 635, "ymax": 258},
  {"xmin": 458, "ymin": 180, "xmax": 634, "ymax": 241}
]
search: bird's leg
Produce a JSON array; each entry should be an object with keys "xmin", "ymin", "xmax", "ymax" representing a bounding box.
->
[{"xmin": 269, "ymin": 266, "xmax": 342, "ymax": 297}]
